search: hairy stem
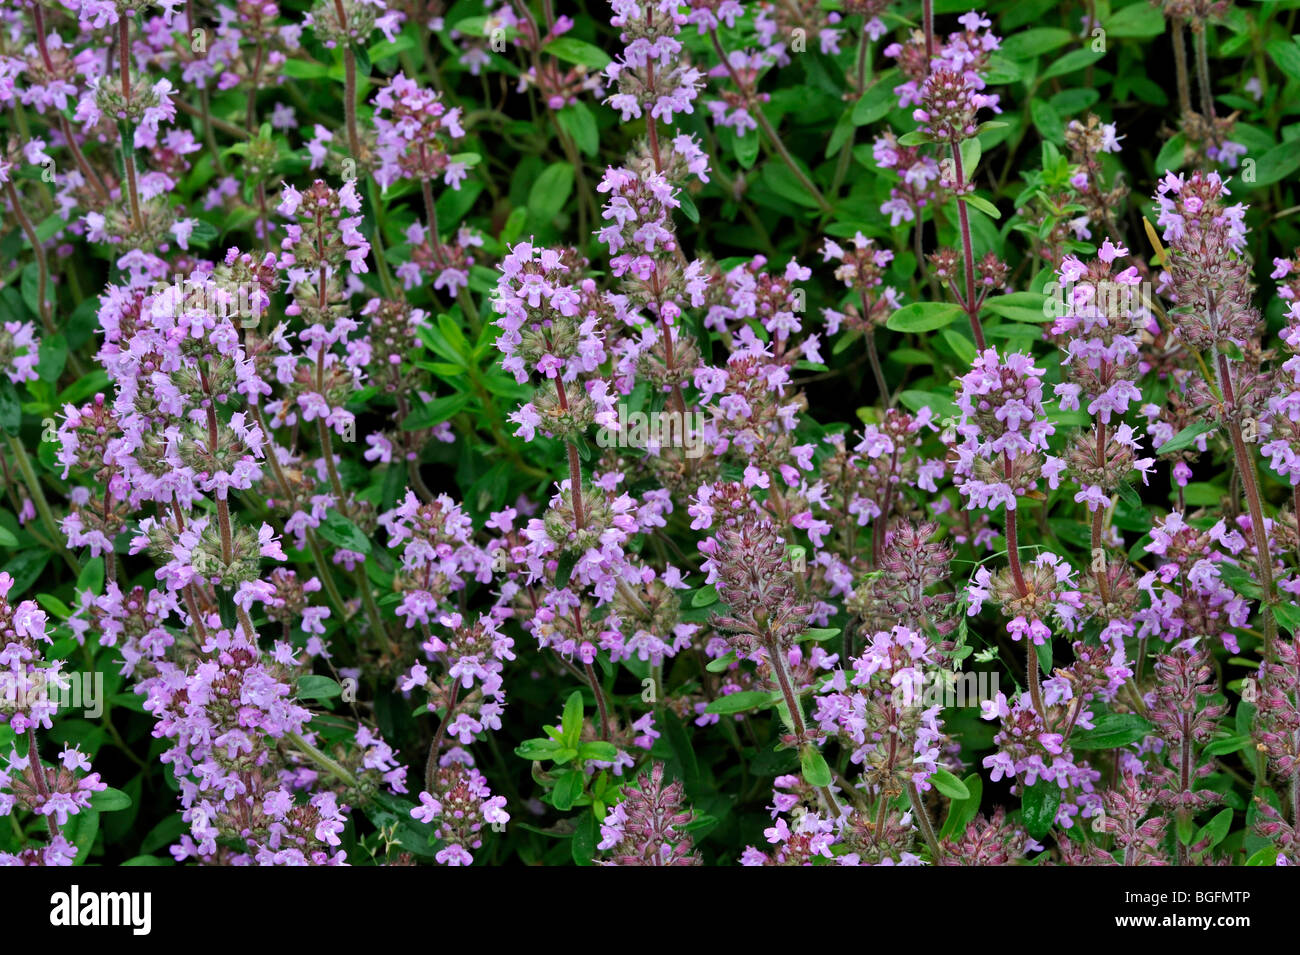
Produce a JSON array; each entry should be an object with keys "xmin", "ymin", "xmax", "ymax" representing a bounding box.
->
[{"xmin": 950, "ymin": 144, "xmax": 987, "ymax": 351}]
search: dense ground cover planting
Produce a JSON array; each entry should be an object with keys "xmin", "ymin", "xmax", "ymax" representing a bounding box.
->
[{"xmin": 2, "ymin": 0, "xmax": 1300, "ymax": 867}]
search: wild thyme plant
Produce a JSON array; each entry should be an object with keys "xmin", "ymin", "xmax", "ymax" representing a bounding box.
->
[{"xmin": 0, "ymin": 0, "xmax": 1298, "ymax": 869}]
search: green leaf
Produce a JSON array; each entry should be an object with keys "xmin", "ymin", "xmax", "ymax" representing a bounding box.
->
[
  {"xmin": 64, "ymin": 807, "xmax": 100, "ymax": 865},
  {"xmin": 1218, "ymin": 340, "xmax": 1244, "ymax": 361},
  {"xmin": 1202, "ymin": 735, "xmax": 1251, "ymax": 757},
  {"xmin": 578, "ymin": 741, "xmax": 619, "ymax": 762},
  {"xmin": 1268, "ymin": 38, "xmax": 1300, "ymax": 84},
  {"xmin": 930, "ymin": 766, "xmax": 971, "ymax": 800},
  {"xmin": 571, "ymin": 809, "xmax": 597, "ymax": 865},
  {"xmin": 1000, "ymin": 27, "xmax": 1073, "ymax": 60},
  {"xmin": 983, "ymin": 291, "xmax": 1052, "ymax": 323},
  {"xmin": 21, "ymin": 262, "xmax": 50, "ymax": 319},
  {"xmin": 1068, "ymin": 713, "xmax": 1154, "ymax": 750},
  {"xmin": 36, "ymin": 592, "xmax": 72, "ymax": 618},
  {"xmin": 733, "ymin": 130, "xmax": 759, "ymax": 169},
  {"xmin": 1275, "ymin": 601, "xmax": 1300, "ymax": 635},
  {"xmin": 1106, "ymin": 3, "xmax": 1166, "ymax": 37},
  {"xmin": 706, "ymin": 652, "xmax": 737, "ymax": 672},
  {"xmin": 1243, "ymin": 140, "xmax": 1300, "ymax": 188},
  {"xmin": 960, "ymin": 193, "xmax": 1002, "ymax": 219},
  {"xmin": 960, "ymin": 137, "xmax": 982, "ymax": 180},
  {"xmin": 515, "ymin": 738, "xmax": 563, "ymax": 761},
  {"xmin": 90, "ymin": 788, "xmax": 133, "ymax": 813},
  {"xmin": 690, "ymin": 584, "xmax": 719, "ymax": 608},
  {"xmin": 1217, "ymin": 561, "xmax": 1262, "ymax": 600},
  {"xmin": 401, "ymin": 392, "xmax": 470, "ymax": 430},
  {"xmin": 943, "ymin": 328, "xmax": 977, "ymax": 364},
  {"xmin": 852, "ymin": 73, "xmax": 899, "ymax": 126},
  {"xmin": 1029, "ymin": 99, "xmax": 1064, "ymax": 145},
  {"xmin": 317, "ymin": 509, "xmax": 372, "ymax": 555},
  {"xmin": 0, "ymin": 525, "xmax": 17, "ymax": 548},
  {"xmin": 886, "ymin": 302, "xmax": 963, "ymax": 333},
  {"xmin": 296, "ymin": 675, "xmax": 343, "ymax": 700},
  {"xmin": 1155, "ymin": 421, "xmax": 1215, "ymax": 455},
  {"xmin": 796, "ymin": 627, "xmax": 842, "ymax": 643},
  {"xmin": 1246, "ymin": 846, "xmax": 1279, "ymax": 866},
  {"xmin": 552, "ymin": 769, "xmax": 584, "ymax": 811},
  {"xmin": 554, "ymin": 549, "xmax": 577, "ymax": 588},
  {"xmin": 36, "ymin": 333, "xmax": 68, "ymax": 383},
  {"xmin": 761, "ymin": 163, "xmax": 824, "ymax": 209},
  {"xmin": 527, "ymin": 162, "xmax": 575, "ymax": 224},
  {"xmin": 704, "ymin": 691, "xmax": 775, "ymax": 715},
  {"xmin": 1021, "ymin": 780, "xmax": 1060, "ymax": 839},
  {"xmin": 59, "ymin": 370, "xmax": 109, "ymax": 406},
  {"xmin": 1192, "ymin": 807, "xmax": 1233, "ymax": 852},
  {"xmin": 76, "ymin": 556, "xmax": 104, "ymax": 597},
  {"xmin": 938, "ymin": 774, "xmax": 983, "ymax": 841},
  {"xmin": 1155, "ymin": 133, "xmax": 1187, "ymax": 174},
  {"xmin": 351, "ymin": 41, "xmax": 371, "ymax": 77},
  {"xmin": 501, "ymin": 207, "xmax": 528, "ymax": 244},
  {"xmin": 368, "ymin": 35, "xmax": 417, "ymax": 62},
  {"xmin": 800, "ymin": 747, "xmax": 833, "ymax": 788},
  {"xmin": 557, "ymin": 102, "xmax": 599, "ymax": 157},
  {"xmin": 544, "ymin": 37, "xmax": 611, "ymax": 71},
  {"xmin": 562, "ymin": 689, "xmax": 584, "ymax": 748},
  {"xmin": 2, "ymin": 550, "xmax": 49, "ymax": 599},
  {"xmin": 1041, "ymin": 48, "xmax": 1105, "ymax": 80},
  {"xmin": 678, "ymin": 191, "xmax": 699, "ymax": 224}
]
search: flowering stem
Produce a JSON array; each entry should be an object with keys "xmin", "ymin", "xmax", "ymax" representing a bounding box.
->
[
  {"xmin": 922, "ymin": 0, "xmax": 935, "ymax": 64},
  {"xmin": 1193, "ymin": 24, "xmax": 1215, "ymax": 121},
  {"xmin": 246, "ymin": 41, "xmax": 265, "ymax": 130},
  {"xmin": 584, "ymin": 661, "xmax": 612, "ymax": 740},
  {"xmin": 763, "ymin": 634, "xmax": 805, "ymax": 738},
  {"xmin": 1003, "ymin": 480, "xmax": 1046, "ymax": 720},
  {"xmin": 907, "ymin": 780, "xmax": 943, "ymax": 859},
  {"xmin": 1177, "ymin": 711, "xmax": 1192, "ymax": 865},
  {"xmin": 950, "ymin": 144, "xmax": 987, "ymax": 352},
  {"xmin": 650, "ymin": 281, "xmax": 690, "ymax": 419},
  {"xmin": 356, "ymin": 567, "xmax": 396, "ymax": 657},
  {"xmin": 763, "ymin": 631, "xmax": 837, "ymax": 814},
  {"xmin": 311, "ymin": 340, "xmax": 352, "ymax": 520},
  {"xmin": 181, "ymin": 583, "xmax": 210, "ymax": 645},
  {"xmin": 117, "ymin": 19, "xmax": 143, "ymax": 233},
  {"xmin": 1215, "ymin": 350, "xmax": 1277, "ymax": 662},
  {"xmin": 425, "ymin": 681, "xmax": 460, "ymax": 792},
  {"xmin": 26, "ymin": 727, "xmax": 59, "ymax": 838},
  {"xmin": 1004, "ymin": 492, "xmax": 1027, "ymax": 597},
  {"xmin": 553, "ymin": 377, "xmax": 586, "ymax": 530},
  {"xmin": 1293, "ymin": 485, "xmax": 1300, "ymax": 566},
  {"xmin": 862, "ymin": 292, "xmax": 889, "ymax": 402},
  {"xmin": 333, "ymin": 0, "xmax": 362, "ymax": 160},
  {"xmin": 365, "ymin": 178, "xmax": 399, "ymax": 299},
  {"xmin": 1091, "ymin": 422, "xmax": 1111, "ymax": 603},
  {"xmin": 3, "ymin": 181, "xmax": 53, "ymax": 335},
  {"xmin": 566, "ymin": 443, "xmax": 586, "ymax": 527},
  {"xmin": 216, "ymin": 497, "xmax": 234, "ymax": 563},
  {"xmin": 289, "ymin": 730, "xmax": 358, "ymax": 789},
  {"xmin": 1172, "ymin": 19, "xmax": 1192, "ymax": 117}
]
